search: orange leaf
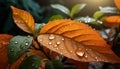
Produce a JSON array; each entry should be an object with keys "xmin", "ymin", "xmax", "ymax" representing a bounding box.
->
[
  {"xmin": 10, "ymin": 53, "xmax": 27, "ymax": 69},
  {"xmin": 11, "ymin": 6, "xmax": 35, "ymax": 34},
  {"xmin": 38, "ymin": 34, "xmax": 120, "ymax": 63},
  {"xmin": 115, "ymin": 0, "xmax": 120, "ymax": 10},
  {"xmin": 104, "ymin": 16, "xmax": 120, "ymax": 28},
  {"xmin": 9, "ymin": 50, "xmax": 44, "ymax": 69},
  {"xmin": 0, "ymin": 34, "xmax": 13, "ymax": 69},
  {"xmin": 40, "ymin": 20, "xmax": 108, "ymax": 48},
  {"xmin": 38, "ymin": 19, "xmax": 120, "ymax": 63}
]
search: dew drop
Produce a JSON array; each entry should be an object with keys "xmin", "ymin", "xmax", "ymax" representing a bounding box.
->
[
  {"xmin": 48, "ymin": 42, "xmax": 52, "ymax": 45},
  {"xmin": 56, "ymin": 47, "xmax": 59, "ymax": 50},
  {"xmin": 76, "ymin": 49, "xmax": 85, "ymax": 57},
  {"xmin": 49, "ymin": 34, "xmax": 55, "ymax": 40},
  {"xmin": 27, "ymin": 35, "xmax": 31, "ymax": 38},
  {"xmin": 25, "ymin": 42, "xmax": 29, "ymax": 46},
  {"xmin": 95, "ymin": 57, "xmax": 98, "ymax": 61},
  {"xmin": 54, "ymin": 44, "xmax": 58, "ymax": 48},
  {"xmin": 60, "ymin": 52, "xmax": 63, "ymax": 55},
  {"xmin": 85, "ymin": 55, "xmax": 88, "ymax": 58},
  {"xmin": 70, "ymin": 51, "xmax": 73, "ymax": 53},
  {"xmin": 39, "ymin": 39, "xmax": 42, "ymax": 42},
  {"xmin": 56, "ymin": 41, "xmax": 61, "ymax": 45},
  {"xmin": 61, "ymin": 38, "xmax": 64, "ymax": 41},
  {"xmin": 14, "ymin": 41, "xmax": 18, "ymax": 44}
]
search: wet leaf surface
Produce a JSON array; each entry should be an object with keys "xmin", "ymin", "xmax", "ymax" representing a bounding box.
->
[
  {"xmin": 8, "ymin": 36, "xmax": 33, "ymax": 64},
  {"xmin": 11, "ymin": 6, "xmax": 35, "ymax": 34},
  {"xmin": 38, "ymin": 34, "xmax": 120, "ymax": 63}
]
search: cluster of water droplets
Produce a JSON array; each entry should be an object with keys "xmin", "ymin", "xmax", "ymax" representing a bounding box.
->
[{"xmin": 38, "ymin": 34, "xmax": 107, "ymax": 62}]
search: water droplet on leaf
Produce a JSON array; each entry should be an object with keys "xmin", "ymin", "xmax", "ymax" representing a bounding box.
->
[
  {"xmin": 27, "ymin": 35, "xmax": 31, "ymax": 38},
  {"xmin": 85, "ymin": 55, "xmax": 88, "ymax": 58},
  {"xmin": 39, "ymin": 39, "xmax": 42, "ymax": 42},
  {"xmin": 48, "ymin": 42, "xmax": 52, "ymax": 45},
  {"xmin": 54, "ymin": 44, "xmax": 58, "ymax": 48},
  {"xmin": 76, "ymin": 49, "xmax": 85, "ymax": 57},
  {"xmin": 25, "ymin": 42, "xmax": 29, "ymax": 46},
  {"xmin": 49, "ymin": 34, "xmax": 55, "ymax": 40},
  {"xmin": 15, "ymin": 41, "xmax": 18, "ymax": 44},
  {"xmin": 95, "ymin": 57, "xmax": 98, "ymax": 61},
  {"xmin": 70, "ymin": 51, "xmax": 73, "ymax": 53},
  {"xmin": 62, "ymin": 38, "xmax": 64, "ymax": 40},
  {"xmin": 56, "ymin": 41, "xmax": 61, "ymax": 45}
]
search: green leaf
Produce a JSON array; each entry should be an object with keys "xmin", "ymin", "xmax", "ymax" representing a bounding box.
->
[
  {"xmin": 70, "ymin": 3, "xmax": 86, "ymax": 17},
  {"xmin": 49, "ymin": 14, "xmax": 64, "ymax": 21},
  {"xmin": 8, "ymin": 36, "xmax": 33, "ymax": 64},
  {"xmin": 93, "ymin": 11, "xmax": 104, "ymax": 19},
  {"xmin": 45, "ymin": 60, "xmax": 63, "ymax": 69},
  {"xmin": 75, "ymin": 16, "xmax": 102, "ymax": 24},
  {"xmin": 45, "ymin": 61, "xmax": 54, "ymax": 69},
  {"xmin": 50, "ymin": 4, "xmax": 70, "ymax": 15},
  {"xmin": 19, "ymin": 55, "xmax": 42, "ymax": 69},
  {"xmin": 99, "ymin": 6, "xmax": 119, "ymax": 14},
  {"xmin": 35, "ymin": 23, "xmax": 45, "ymax": 36}
]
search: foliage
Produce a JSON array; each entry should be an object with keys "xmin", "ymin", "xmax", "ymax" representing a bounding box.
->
[{"xmin": 0, "ymin": 0, "xmax": 120, "ymax": 69}]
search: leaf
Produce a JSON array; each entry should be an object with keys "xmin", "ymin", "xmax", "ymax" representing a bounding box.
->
[
  {"xmin": 50, "ymin": 4, "xmax": 70, "ymax": 15},
  {"xmin": 75, "ymin": 16, "xmax": 102, "ymax": 24},
  {"xmin": 38, "ymin": 19, "xmax": 120, "ymax": 63},
  {"xmin": 99, "ymin": 6, "xmax": 119, "ymax": 14},
  {"xmin": 49, "ymin": 14, "xmax": 64, "ymax": 21},
  {"xmin": 38, "ymin": 34, "xmax": 120, "ymax": 63},
  {"xmin": 11, "ymin": 6, "xmax": 35, "ymax": 34},
  {"xmin": 35, "ymin": 23, "xmax": 45, "ymax": 36},
  {"xmin": 93, "ymin": 11, "xmax": 104, "ymax": 19},
  {"xmin": 45, "ymin": 60, "xmax": 63, "ymax": 69},
  {"xmin": 115, "ymin": 0, "xmax": 120, "ymax": 10},
  {"xmin": 0, "ymin": 34, "xmax": 13, "ymax": 69},
  {"xmin": 8, "ymin": 36, "xmax": 33, "ymax": 64},
  {"xmin": 9, "ymin": 49, "xmax": 46, "ymax": 69},
  {"xmin": 70, "ymin": 4, "xmax": 86, "ymax": 17},
  {"xmin": 10, "ymin": 53, "xmax": 27, "ymax": 69},
  {"xmin": 104, "ymin": 16, "xmax": 120, "ymax": 28},
  {"xmin": 19, "ymin": 55, "xmax": 42, "ymax": 69}
]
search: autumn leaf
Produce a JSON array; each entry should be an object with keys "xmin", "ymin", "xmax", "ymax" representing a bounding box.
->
[
  {"xmin": 0, "ymin": 34, "xmax": 13, "ymax": 69},
  {"xmin": 10, "ymin": 53, "xmax": 27, "ymax": 69},
  {"xmin": 38, "ymin": 19, "xmax": 120, "ymax": 63},
  {"xmin": 9, "ymin": 50, "xmax": 47, "ymax": 69},
  {"xmin": 104, "ymin": 16, "xmax": 120, "ymax": 28},
  {"xmin": 115, "ymin": 0, "xmax": 120, "ymax": 10},
  {"xmin": 11, "ymin": 6, "xmax": 35, "ymax": 34},
  {"xmin": 40, "ymin": 20, "xmax": 108, "ymax": 47}
]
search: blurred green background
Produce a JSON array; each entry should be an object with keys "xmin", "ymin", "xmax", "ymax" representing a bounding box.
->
[{"xmin": 0, "ymin": 0, "xmax": 116, "ymax": 35}]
